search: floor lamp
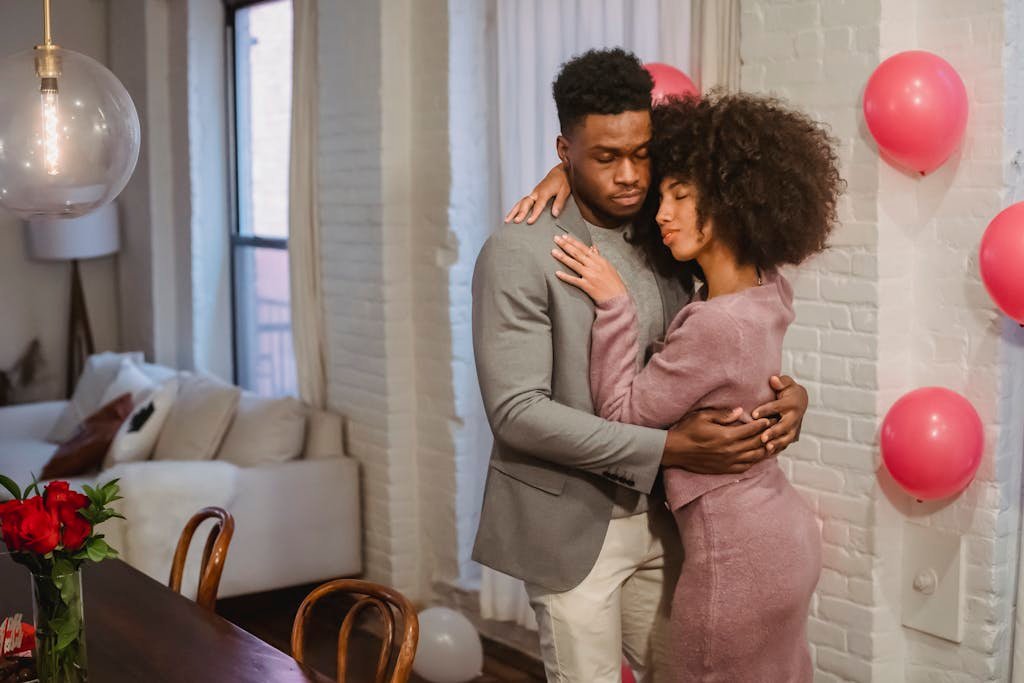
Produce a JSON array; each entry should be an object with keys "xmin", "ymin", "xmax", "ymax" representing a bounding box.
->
[{"xmin": 25, "ymin": 201, "xmax": 120, "ymax": 398}]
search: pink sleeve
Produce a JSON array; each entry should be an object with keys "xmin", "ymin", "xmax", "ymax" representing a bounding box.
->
[{"xmin": 589, "ymin": 296, "xmax": 743, "ymax": 428}]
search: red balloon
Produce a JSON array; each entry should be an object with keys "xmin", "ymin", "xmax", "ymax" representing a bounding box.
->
[
  {"xmin": 980, "ymin": 202, "xmax": 1024, "ymax": 323},
  {"xmin": 863, "ymin": 51, "xmax": 968, "ymax": 175},
  {"xmin": 644, "ymin": 62, "xmax": 699, "ymax": 104},
  {"xmin": 881, "ymin": 387, "xmax": 983, "ymax": 500},
  {"xmin": 621, "ymin": 660, "xmax": 636, "ymax": 683}
]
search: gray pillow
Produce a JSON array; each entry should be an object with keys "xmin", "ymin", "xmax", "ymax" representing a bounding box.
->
[
  {"xmin": 153, "ymin": 372, "xmax": 241, "ymax": 461},
  {"xmin": 216, "ymin": 393, "xmax": 307, "ymax": 466}
]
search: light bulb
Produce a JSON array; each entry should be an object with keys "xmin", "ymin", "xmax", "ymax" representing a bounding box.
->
[
  {"xmin": 41, "ymin": 87, "xmax": 59, "ymax": 176},
  {"xmin": 0, "ymin": 46, "xmax": 139, "ymax": 218}
]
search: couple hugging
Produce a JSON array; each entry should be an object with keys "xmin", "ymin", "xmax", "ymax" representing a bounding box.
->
[{"xmin": 471, "ymin": 48, "xmax": 843, "ymax": 682}]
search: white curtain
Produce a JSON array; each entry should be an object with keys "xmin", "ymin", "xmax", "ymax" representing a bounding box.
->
[
  {"xmin": 482, "ymin": 0, "xmax": 693, "ymax": 630},
  {"xmin": 288, "ymin": 0, "xmax": 327, "ymax": 409},
  {"xmin": 691, "ymin": 0, "xmax": 741, "ymax": 92}
]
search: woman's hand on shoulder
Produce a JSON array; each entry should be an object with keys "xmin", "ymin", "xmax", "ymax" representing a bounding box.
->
[
  {"xmin": 505, "ymin": 163, "xmax": 572, "ymax": 225},
  {"xmin": 551, "ymin": 234, "xmax": 627, "ymax": 304}
]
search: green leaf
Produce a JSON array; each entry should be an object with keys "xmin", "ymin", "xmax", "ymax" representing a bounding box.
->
[
  {"xmin": 0, "ymin": 473, "xmax": 21, "ymax": 500},
  {"xmin": 23, "ymin": 473, "xmax": 41, "ymax": 499},
  {"xmin": 100, "ymin": 479, "xmax": 121, "ymax": 505},
  {"xmin": 86, "ymin": 538, "xmax": 110, "ymax": 563},
  {"xmin": 52, "ymin": 558, "xmax": 74, "ymax": 581},
  {"xmin": 54, "ymin": 614, "xmax": 81, "ymax": 651},
  {"xmin": 59, "ymin": 578, "xmax": 79, "ymax": 605},
  {"xmin": 82, "ymin": 484, "xmax": 104, "ymax": 508}
]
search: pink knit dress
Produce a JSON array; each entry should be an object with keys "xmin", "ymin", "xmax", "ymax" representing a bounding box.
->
[{"xmin": 590, "ymin": 271, "xmax": 821, "ymax": 682}]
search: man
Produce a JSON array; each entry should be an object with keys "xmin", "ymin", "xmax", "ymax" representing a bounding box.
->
[{"xmin": 472, "ymin": 48, "xmax": 807, "ymax": 682}]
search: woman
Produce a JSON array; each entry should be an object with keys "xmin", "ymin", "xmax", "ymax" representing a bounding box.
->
[{"xmin": 515, "ymin": 93, "xmax": 842, "ymax": 681}]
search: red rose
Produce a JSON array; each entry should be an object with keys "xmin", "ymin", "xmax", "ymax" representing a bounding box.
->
[
  {"xmin": 17, "ymin": 497, "xmax": 60, "ymax": 555},
  {"xmin": 20, "ymin": 622, "xmax": 35, "ymax": 653},
  {"xmin": 43, "ymin": 481, "xmax": 90, "ymax": 513},
  {"xmin": 58, "ymin": 505, "xmax": 92, "ymax": 551},
  {"xmin": 0, "ymin": 499, "xmax": 26, "ymax": 552}
]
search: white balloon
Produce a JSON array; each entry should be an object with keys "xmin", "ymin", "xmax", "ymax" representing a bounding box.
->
[{"xmin": 412, "ymin": 607, "xmax": 483, "ymax": 683}]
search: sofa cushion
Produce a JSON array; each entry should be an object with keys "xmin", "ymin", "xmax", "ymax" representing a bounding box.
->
[
  {"xmin": 104, "ymin": 378, "xmax": 180, "ymax": 469},
  {"xmin": 217, "ymin": 393, "xmax": 306, "ymax": 467},
  {"xmin": 303, "ymin": 410, "xmax": 344, "ymax": 460},
  {"xmin": 99, "ymin": 359, "xmax": 156, "ymax": 408},
  {"xmin": 47, "ymin": 351, "xmax": 144, "ymax": 443},
  {"xmin": 138, "ymin": 363, "xmax": 178, "ymax": 385},
  {"xmin": 0, "ymin": 438, "xmax": 59, "ymax": 492},
  {"xmin": 153, "ymin": 373, "xmax": 240, "ymax": 462},
  {"xmin": 41, "ymin": 394, "xmax": 134, "ymax": 480}
]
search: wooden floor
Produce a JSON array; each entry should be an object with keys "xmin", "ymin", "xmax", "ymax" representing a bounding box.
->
[{"xmin": 217, "ymin": 584, "xmax": 546, "ymax": 683}]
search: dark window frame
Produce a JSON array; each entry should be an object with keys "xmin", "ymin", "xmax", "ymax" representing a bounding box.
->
[{"xmin": 224, "ymin": 0, "xmax": 293, "ymax": 393}]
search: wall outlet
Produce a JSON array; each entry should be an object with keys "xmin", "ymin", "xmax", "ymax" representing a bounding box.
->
[{"xmin": 901, "ymin": 522, "xmax": 964, "ymax": 643}]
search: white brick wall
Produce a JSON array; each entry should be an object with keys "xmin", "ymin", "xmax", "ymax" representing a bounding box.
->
[
  {"xmin": 744, "ymin": 0, "xmax": 1024, "ymax": 680},
  {"xmin": 318, "ymin": 0, "xmax": 464, "ymax": 601},
  {"xmin": 318, "ymin": 0, "xmax": 420, "ymax": 595}
]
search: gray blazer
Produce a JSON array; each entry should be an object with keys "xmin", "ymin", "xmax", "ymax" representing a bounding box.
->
[{"xmin": 471, "ymin": 198, "xmax": 690, "ymax": 592}]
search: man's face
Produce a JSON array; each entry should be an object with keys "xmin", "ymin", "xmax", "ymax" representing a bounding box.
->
[{"xmin": 557, "ymin": 110, "xmax": 651, "ymax": 228}]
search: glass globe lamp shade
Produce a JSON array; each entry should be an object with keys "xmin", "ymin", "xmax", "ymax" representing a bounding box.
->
[{"xmin": 0, "ymin": 46, "xmax": 140, "ymax": 219}]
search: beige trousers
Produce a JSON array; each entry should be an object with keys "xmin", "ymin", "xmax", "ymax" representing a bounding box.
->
[{"xmin": 524, "ymin": 512, "xmax": 680, "ymax": 683}]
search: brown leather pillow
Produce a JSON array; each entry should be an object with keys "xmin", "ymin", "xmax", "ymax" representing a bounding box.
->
[{"xmin": 42, "ymin": 393, "xmax": 134, "ymax": 479}]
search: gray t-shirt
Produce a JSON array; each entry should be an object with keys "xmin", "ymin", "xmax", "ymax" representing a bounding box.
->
[{"xmin": 586, "ymin": 220, "xmax": 666, "ymax": 517}]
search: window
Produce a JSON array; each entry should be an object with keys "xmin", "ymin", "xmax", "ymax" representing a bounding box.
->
[{"xmin": 226, "ymin": 0, "xmax": 297, "ymax": 397}]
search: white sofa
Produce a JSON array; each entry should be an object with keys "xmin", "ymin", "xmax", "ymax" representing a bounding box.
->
[{"xmin": 0, "ymin": 385, "xmax": 362, "ymax": 599}]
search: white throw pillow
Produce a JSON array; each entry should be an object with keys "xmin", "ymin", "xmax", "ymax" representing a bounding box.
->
[
  {"xmin": 47, "ymin": 351, "xmax": 145, "ymax": 443},
  {"xmin": 138, "ymin": 363, "xmax": 178, "ymax": 385},
  {"xmin": 303, "ymin": 409, "xmax": 344, "ymax": 460},
  {"xmin": 153, "ymin": 373, "xmax": 241, "ymax": 461},
  {"xmin": 104, "ymin": 378, "xmax": 180, "ymax": 468},
  {"xmin": 99, "ymin": 359, "xmax": 156, "ymax": 408},
  {"xmin": 216, "ymin": 393, "xmax": 307, "ymax": 466}
]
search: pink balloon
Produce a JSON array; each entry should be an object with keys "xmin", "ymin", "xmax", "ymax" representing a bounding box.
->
[
  {"xmin": 980, "ymin": 202, "xmax": 1024, "ymax": 323},
  {"xmin": 881, "ymin": 387, "xmax": 983, "ymax": 500},
  {"xmin": 644, "ymin": 62, "xmax": 699, "ymax": 104},
  {"xmin": 863, "ymin": 51, "xmax": 968, "ymax": 175}
]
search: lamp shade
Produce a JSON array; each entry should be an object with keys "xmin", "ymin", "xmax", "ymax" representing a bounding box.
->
[{"xmin": 25, "ymin": 199, "xmax": 119, "ymax": 260}]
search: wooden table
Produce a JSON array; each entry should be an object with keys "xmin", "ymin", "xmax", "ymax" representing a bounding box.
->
[{"xmin": 0, "ymin": 555, "xmax": 333, "ymax": 683}]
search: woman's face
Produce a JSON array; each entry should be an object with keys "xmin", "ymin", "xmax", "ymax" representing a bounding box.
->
[{"xmin": 656, "ymin": 177, "xmax": 710, "ymax": 262}]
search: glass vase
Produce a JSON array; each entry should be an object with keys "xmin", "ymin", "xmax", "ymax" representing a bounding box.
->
[{"xmin": 30, "ymin": 568, "xmax": 87, "ymax": 683}]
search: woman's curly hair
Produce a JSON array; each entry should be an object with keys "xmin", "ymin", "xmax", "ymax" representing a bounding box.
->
[{"xmin": 647, "ymin": 92, "xmax": 844, "ymax": 272}]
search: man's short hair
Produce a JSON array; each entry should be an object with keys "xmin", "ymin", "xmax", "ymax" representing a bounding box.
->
[{"xmin": 553, "ymin": 48, "xmax": 653, "ymax": 135}]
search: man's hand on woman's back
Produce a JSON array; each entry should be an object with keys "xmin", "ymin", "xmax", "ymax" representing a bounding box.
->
[
  {"xmin": 661, "ymin": 408, "xmax": 774, "ymax": 474},
  {"xmin": 662, "ymin": 375, "xmax": 809, "ymax": 474}
]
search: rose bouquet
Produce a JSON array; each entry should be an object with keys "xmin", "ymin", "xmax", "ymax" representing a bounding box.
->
[{"xmin": 0, "ymin": 475, "xmax": 124, "ymax": 683}]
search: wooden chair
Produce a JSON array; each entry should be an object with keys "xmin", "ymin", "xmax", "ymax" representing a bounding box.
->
[
  {"xmin": 291, "ymin": 579, "xmax": 419, "ymax": 683},
  {"xmin": 168, "ymin": 506, "xmax": 235, "ymax": 611}
]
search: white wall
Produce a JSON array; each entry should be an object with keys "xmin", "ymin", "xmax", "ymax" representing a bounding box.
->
[
  {"xmin": 108, "ymin": 0, "xmax": 232, "ymax": 379},
  {"xmin": 108, "ymin": 0, "xmax": 192, "ymax": 370},
  {"xmin": 186, "ymin": 0, "xmax": 233, "ymax": 382},
  {"xmin": 318, "ymin": 0, "xmax": 483, "ymax": 600},
  {"xmin": 318, "ymin": 0, "xmax": 425, "ymax": 597},
  {"xmin": 0, "ymin": 0, "xmax": 119, "ymax": 399}
]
